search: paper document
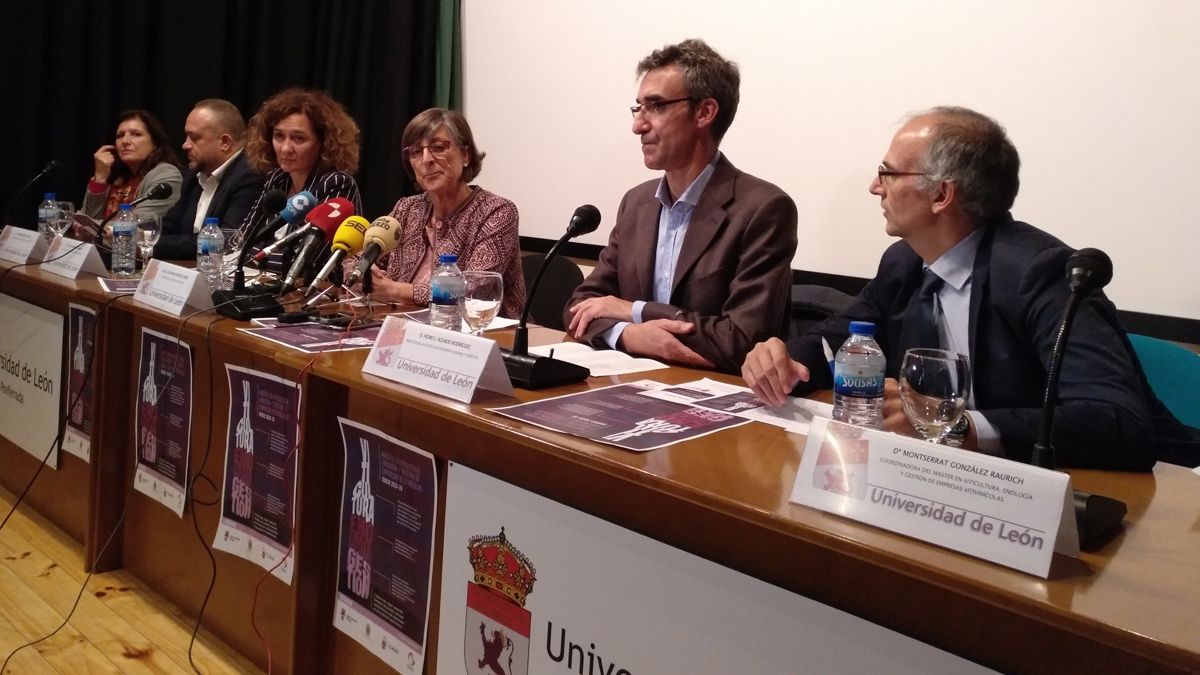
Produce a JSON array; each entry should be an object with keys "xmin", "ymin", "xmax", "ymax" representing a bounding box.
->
[
  {"xmin": 528, "ymin": 342, "xmax": 667, "ymax": 377},
  {"xmin": 640, "ymin": 378, "xmax": 833, "ymax": 434}
]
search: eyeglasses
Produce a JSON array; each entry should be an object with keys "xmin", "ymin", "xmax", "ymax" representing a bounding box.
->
[
  {"xmin": 877, "ymin": 166, "xmax": 927, "ymax": 182},
  {"xmin": 403, "ymin": 140, "xmax": 457, "ymax": 161},
  {"xmin": 630, "ymin": 97, "xmax": 693, "ymax": 118}
]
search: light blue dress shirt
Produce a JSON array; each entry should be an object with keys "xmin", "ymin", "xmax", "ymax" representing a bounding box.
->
[{"xmin": 604, "ymin": 153, "xmax": 721, "ymax": 348}]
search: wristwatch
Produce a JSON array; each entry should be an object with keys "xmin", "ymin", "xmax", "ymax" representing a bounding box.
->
[{"xmin": 945, "ymin": 414, "xmax": 970, "ymax": 447}]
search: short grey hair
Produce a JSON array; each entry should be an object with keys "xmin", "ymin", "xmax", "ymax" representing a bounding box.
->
[
  {"xmin": 637, "ymin": 38, "xmax": 740, "ymax": 143},
  {"xmin": 911, "ymin": 106, "xmax": 1020, "ymax": 222},
  {"xmin": 194, "ymin": 98, "xmax": 246, "ymax": 141}
]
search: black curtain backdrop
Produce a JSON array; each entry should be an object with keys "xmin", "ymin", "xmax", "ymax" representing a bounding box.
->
[{"xmin": 0, "ymin": 0, "xmax": 439, "ymax": 227}]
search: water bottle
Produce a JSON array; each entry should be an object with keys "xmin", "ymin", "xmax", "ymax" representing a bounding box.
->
[
  {"xmin": 832, "ymin": 321, "xmax": 886, "ymax": 429},
  {"xmin": 429, "ymin": 254, "xmax": 465, "ymax": 331},
  {"xmin": 110, "ymin": 204, "xmax": 138, "ymax": 278},
  {"xmin": 37, "ymin": 193, "xmax": 58, "ymax": 241},
  {"xmin": 196, "ymin": 217, "xmax": 225, "ymax": 291}
]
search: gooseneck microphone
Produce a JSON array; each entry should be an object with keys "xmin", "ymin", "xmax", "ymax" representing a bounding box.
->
[
  {"xmin": 2, "ymin": 160, "xmax": 62, "ymax": 226},
  {"xmin": 502, "ymin": 204, "xmax": 600, "ymax": 389},
  {"xmin": 1031, "ymin": 247, "xmax": 1126, "ymax": 550},
  {"xmin": 92, "ymin": 182, "xmax": 175, "ymax": 246},
  {"xmin": 213, "ymin": 189, "xmax": 298, "ymax": 320}
]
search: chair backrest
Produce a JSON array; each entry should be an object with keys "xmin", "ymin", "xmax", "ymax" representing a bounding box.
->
[
  {"xmin": 1128, "ymin": 333, "xmax": 1200, "ymax": 428},
  {"xmin": 521, "ymin": 252, "xmax": 584, "ymax": 331},
  {"xmin": 791, "ymin": 284, "xmax": 855, "ymax": 339}
]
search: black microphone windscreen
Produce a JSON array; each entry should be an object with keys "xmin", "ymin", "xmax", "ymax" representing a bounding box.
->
[
  {"xmin": 261, "ymin": 189, "xmax": 287, "ymax": 214},
  {"xmin": 42, "ymin": 160, "xmax": 62, "ymax": 175},
  {"xmin": 567, "ymin": 204, "xmax": 601, "ymax": 237},
  {"xmin": 146, "ymin": 182, "xmax": 173, "ymax": 200},
  {"xmin": 1067, "ymin": 247, "xmax": 1113, "ymax": 291}
]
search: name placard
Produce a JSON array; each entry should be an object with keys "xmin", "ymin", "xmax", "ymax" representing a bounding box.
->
[
  {"xmin": 133, "ymin": 259, "xmax": 213, "ymax": 315},
  {"xmin": 0, "ymin": 226, "xmax": 48, "ymax": 264},
  {"xmin": 361, "ymin": 317, "xmax": 513, "ymax": 403},
  {"xmin": 41, "ymin": 238, "xmax": 107, "ymax": 279},
  {"xmin": 790, "ymin": 418, "xmax": 1078, "ymax": 577}
]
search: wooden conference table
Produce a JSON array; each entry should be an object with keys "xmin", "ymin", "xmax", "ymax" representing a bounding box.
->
[{"xmin": 0, "ymin": 260, "xmax": 1198, "ymax": 674}]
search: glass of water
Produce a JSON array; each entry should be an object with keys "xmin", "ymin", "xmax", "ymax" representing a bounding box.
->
[
  {"xmin": 48, "ymin": 201, "xmax": 75, "ymax": 239},
  {"xmin": 899, "ymin": 348, "xmax": 971, "ymax": 444},
  {"xmin": 135, "ymin": 215, "xmax": 161, "ymax": 274},
  {"xmin": 459, "ymin": 270, "xmax": 503, "ymax": 335}
]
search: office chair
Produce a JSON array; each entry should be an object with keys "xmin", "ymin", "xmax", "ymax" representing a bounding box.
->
[
  {"xmin": 521, "ymin": 252, "xmax": 584, "ymax": 331},
  {"xmin": 1128, "ymin": 333, "xmax": 1200, "ymax": 428}
]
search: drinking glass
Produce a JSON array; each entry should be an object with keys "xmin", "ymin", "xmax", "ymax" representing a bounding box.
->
[
  {"xmin": 135, "ymin": 215, "xmax": 161, "ymax": 274},
  {"xmin": 459, "ymin": 270, "xmax": 503, "ymax": 335},
  {"xmin": 48, "ymin": 201, "xmax": 75, "ymax": 239},
  {"xmin": 899, "ymin": 348, "xmax": 971, "ymax": 444},
  {"xmin": 220, "ymin": 228, "xmax": 244, "ymax": 288}
]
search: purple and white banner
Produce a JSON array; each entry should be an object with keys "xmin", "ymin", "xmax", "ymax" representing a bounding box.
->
[
  {"xmin": 132, "ymin": 328, "xmax": 193, "ymax": 516},
  {"xmin": 61, "ymin": 304, "xmax": 96, "ymax": 461}
]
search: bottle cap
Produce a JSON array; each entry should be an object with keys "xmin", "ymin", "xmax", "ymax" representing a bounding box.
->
[
  {"xmin": 848, "ymin": 320, "xmax": 876, "ymax": 337},
  {"xmin": 204, "ymin": 217, "xmax": 219, "ymax": 225},
  {"xmin": 119, "ymin": 203, "xmax": 132, "ymax": 210},
  {"xmin": 44, "ymin": 193, "xmax": 56, "ymax": 200},
  {"xmin": 437, "ymin": 253, "xmax": 458, "ymax": 264}
]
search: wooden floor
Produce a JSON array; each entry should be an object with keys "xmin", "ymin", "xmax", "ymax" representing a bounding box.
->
[{"xmin": 0, "ymin": 485, "xmax": 262, "ymax": 674}]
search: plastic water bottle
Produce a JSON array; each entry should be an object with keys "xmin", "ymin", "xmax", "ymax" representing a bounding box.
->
[
  {"xmin": 37, "ymin": 193, "xmax": 58, "ymax": 241},
  {"xmin": 832, "ymin": 321, "xmax": 886, "ymax": 429},
  {"xmin": 429, "ymin": 253, "xmax": 464, "ymax": 331},
  {"xmin": 196, "ymin": 217, "xmax": 225, "ymax": 291},
  {"xmin": 110, "ymin": 204, "xmax": 138, "ymax": 278}
]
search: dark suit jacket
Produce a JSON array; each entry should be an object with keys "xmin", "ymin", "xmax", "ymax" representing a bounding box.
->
[
  {"xmin": 153, "ymin": 152, "xmax": 262, "ymax": 259},
  {"xmin": 565, "ymin": 156, "xmax": 798, "ymax": 373},
  {"xmin": 788, "ymin": 216, "xmax": 1162, "ymax": 471}
]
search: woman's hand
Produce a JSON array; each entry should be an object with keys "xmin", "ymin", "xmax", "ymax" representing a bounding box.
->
[
  {"xmin": 359, "ymin": 266, "xmax": 415, "ymax": 304},
  {"xmin": 93, "ymin": 145, "xmax": 117, "ymax": 183}
]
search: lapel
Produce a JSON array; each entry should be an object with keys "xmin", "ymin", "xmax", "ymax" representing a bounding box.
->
[
  {"xmin": 670, "ymin": 156, "xmax": 735, "ymax": 297},
  {"xmin": 967, "ymin": 223, "xmax": 998, "ymax": 370},
  {"xmin": 631, "ymin": 188, "xmax": 662, "ymax": 300}
]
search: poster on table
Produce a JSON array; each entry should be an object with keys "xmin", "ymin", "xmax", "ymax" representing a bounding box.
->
[
  {"xmin": 0, "ymin": 293, "xmax": 63, "ymax": 468},
  {"xmin": 212, "ymin": 365, "xmax": 301, "ymax": 584},
  {"xmin": 132, "ymin": 327, "xmax": 193, "ymax": 516},
  {"xmin": 61, "ymin": 304, "xmax": 97, "ymax": 461},
  {"xmin": 437, "ymin": 463, "xmax": 988, "ymax": 675},
  {"xmin": 489, "ymin": 380, "xmax": 747, "ymax": 452},
  {"xmin": 333, "ymin": 418, "xmax": 438, "ymax": 674}
]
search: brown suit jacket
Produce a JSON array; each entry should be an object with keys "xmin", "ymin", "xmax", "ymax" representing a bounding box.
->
[{"xmin": 565, "ymin": 156, "xmax": 798, "ymax": 373}]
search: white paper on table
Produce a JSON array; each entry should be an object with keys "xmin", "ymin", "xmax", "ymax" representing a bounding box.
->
[
  {"xmin": 639, "ymin": 378, "xmax": 834, "ymax": 434},
  {"xmin": 528, "ymin": 342, "xmax": 668, "ymax": 377}
]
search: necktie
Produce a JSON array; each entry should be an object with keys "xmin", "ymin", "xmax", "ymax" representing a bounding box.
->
[{"xmin": 909, "ymin": 268, "xmax": 944, "ymax": 349}]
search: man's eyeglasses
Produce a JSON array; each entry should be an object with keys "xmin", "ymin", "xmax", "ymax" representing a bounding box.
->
[
  {"xmin": 630, "ymin": 97, "xmax": 693, "ymax": 118},
  {"xmin": 877, "ymin": 166, "xmax": 927, "ymax": 182},
  {"xmin": 403, "ymin": 140, "xmax": 456, "ymax": 161}
]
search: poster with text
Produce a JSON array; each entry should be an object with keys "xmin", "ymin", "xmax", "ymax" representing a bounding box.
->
[
  {"xmin": 213, "ymin": 365, "xmax": 301, "ymax": 583},
  {"xmin": 333, "ymin": 418, "xmax": 438, "ymax": 674},
  {"xmin": 62, "ymin": 304, "xmax": 96, "ymax": 461},
  {"xmin": 132, "ymin": 327, "xmax": 193, "ymax": 516}
]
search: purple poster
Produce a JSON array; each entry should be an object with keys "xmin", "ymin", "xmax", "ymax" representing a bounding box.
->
[
  {"xmin": 213, "ymin": 365, "xmax": 302, "ymax": 583},
  {"xmin": 333, "ymin": 418, "xmax": 437, "ymax": 674},
  {"xmin": 491, "ymin": 380, "xmax": 748, "ymax": 452},
  {"xmin": 62, "ymin": 304, "xmax": 96, "ymax": 462},
  {"xmin": 132, "ymin": 328, "xmax": 194, "ymax": 516}
]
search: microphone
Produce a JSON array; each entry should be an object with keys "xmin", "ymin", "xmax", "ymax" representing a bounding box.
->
[
  {"xmin": 251, "ymin": 194, "xmax": 348, "ymax": 261},
  {"xmin": 502, "ymin": 204, "xmax": 600, "ymax": 389},
  {"xmin": 303, "ymin": 215, "xmax": 370, "ymax": 301},
  {"xmin": 281, "ymin": 199, "xmax": 353, "ymax": 291},
  {"xmin": 1030, "ymin": 247, "xmax": 1125, "ymax": 549},
  {"xmin": 344, "ymin": 216, "xmax": 402, "ymax": 288},
  {"xmin": 212, "ymin": 190, "xmax": 303, "ymax": 320},
  {"xmin": 93, "ymin": 182, "xmax": 176, "ymax": 245},
  {"xmin": 3, "ymin": 160, "xmax": 62, "ymax": 226}
]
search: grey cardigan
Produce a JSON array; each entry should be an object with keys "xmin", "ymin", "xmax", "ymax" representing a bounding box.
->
[{"xmin": 81, "ymin": 162, "xmax": 183, "ymax": 221}]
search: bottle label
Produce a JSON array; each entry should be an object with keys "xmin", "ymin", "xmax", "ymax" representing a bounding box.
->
[
  {"xmin": 834, "ymin": 366, "xmax": 883, "ymax": 397},
  {"xmin": 430, "ymin": 286, "xmax": 459, "ymax": 304}
]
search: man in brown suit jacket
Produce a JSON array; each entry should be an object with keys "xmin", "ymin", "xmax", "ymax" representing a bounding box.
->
[{"xmin": 565, "ymin": 39, "xmax": 798, "ymax": 374}]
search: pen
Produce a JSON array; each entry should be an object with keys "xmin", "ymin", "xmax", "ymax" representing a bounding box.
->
[{"xmin": 821, "ymin": 337, "xmax": 835, "ymax": 377}]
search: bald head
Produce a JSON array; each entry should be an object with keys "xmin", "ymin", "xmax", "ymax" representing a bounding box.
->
[{"xmin": 183, "ymin": 99, "xmax": 246, "ymax": 173}]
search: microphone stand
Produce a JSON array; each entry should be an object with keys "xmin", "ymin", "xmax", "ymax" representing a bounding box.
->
[
  {"xmin": 502, "ymin": 231, "xmax": 589, "ymax": 389},
  {"xmin": 212, "ymin": 220, "xmax": 285, "ymax": 320},
  {"xmin": 1033, "ymin": 285, "xmax": 1127, "ymax": 551}
]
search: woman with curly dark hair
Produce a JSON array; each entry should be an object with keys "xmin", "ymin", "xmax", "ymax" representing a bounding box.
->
[
  {"xmin": 81, "ymin": 109, "xmax": 182, "ymax": 221},
  {"xmin": 238, "ymin": 88, "xmax": 364, "ymax": 250}
]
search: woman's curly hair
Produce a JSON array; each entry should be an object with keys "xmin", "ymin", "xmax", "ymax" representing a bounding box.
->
[{"xmin": 244, "ymin": 87, "xmax": 360, "ymax": 175}]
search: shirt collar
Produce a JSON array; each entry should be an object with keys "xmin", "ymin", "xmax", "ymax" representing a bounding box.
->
[
  {"xmin": 929, "ymin": 227, "xmax": 984, "ymax": 291},
  {"xmin": 198, "ymin": 149, "xmax": 242, "ymax": 186},
  {"xmin": 654, "ymin": 151, "xmax": 721, "ymax": 208}
]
